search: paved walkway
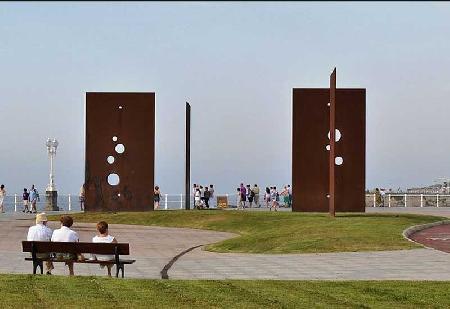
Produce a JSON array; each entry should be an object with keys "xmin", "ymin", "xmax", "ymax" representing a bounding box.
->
[
  {"xmin": 1, "ymin": 209, "xmax": 449, "ymax": 280},
  {"xmin": 1, "ymin": 213, "xmax": 234, "ymax": 278},
  {"xmin": 366, "ymin": 206, "xmax": 450, "ymax": 218}
]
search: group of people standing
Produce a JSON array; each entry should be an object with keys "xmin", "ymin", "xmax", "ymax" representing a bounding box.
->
[
  {"xmin": 237, "ymin": 184, "xmax": 292, "ymax": 211},
  {"xmin": 0, "ymin": 184, "xmax": 41, "ymax": 214},
  {"xmin": 193, "ymin": 184, "xmax": 215, "ymax": 209},
  {"xmin": 236, "ymin": 184, "xmax": 261, "ymax": 209},
  {"xmin": 27, "ymin": 213, "xmax": 118, "ymax": 276}
]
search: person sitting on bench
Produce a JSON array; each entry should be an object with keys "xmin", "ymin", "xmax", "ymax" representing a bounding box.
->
[
  {"xmin": 51, "ymin": 215, "xmax": 79, "ymax": 276},
  {"xmin": 91, "ymin": 221, "xmax": 118, "ymax": 277},
  {"xmin": 26, "ymin": 213, "xmax": 54, "ymax": 275}
]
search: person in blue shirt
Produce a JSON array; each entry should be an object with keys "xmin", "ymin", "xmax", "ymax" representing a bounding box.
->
[{"xmin": 29, "ymin": 185, "xmax": 40, "ymax": 214}]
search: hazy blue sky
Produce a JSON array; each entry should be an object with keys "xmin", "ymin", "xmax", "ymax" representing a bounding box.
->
[{"xmin": 1, "ymin": 2, "xmax": 450, "ymax": 194}]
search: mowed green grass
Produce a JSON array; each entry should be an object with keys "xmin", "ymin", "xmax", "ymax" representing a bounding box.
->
[
  {"xmin": 49, "ymin": 211, "xmax": 445, "ymax": 253},
  {"xmin": 1, "ymin": 275, "xmax": 449, "ymax": 308}
]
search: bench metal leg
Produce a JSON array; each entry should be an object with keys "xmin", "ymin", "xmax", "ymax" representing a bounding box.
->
[
  {"xmin": 115, "ymin": 264, "xmax": 124, "ymax": 278},
  {"xmin": 33, "ymin": 261, "xmax": 43, "ymax": 275}
]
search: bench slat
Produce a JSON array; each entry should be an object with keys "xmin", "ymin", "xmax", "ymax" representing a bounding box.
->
[
  {"xmin": 22, "ymin": 241, "xmax": 130, "ymax": 255},
  {"xmin": 24, "ymin": 257, "xmax": 136, "ymax": 264}
]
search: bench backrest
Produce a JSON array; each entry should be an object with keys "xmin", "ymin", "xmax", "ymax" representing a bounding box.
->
[{"xmin": 22, "ymin": 241, "xmax": 130, "ymax": 255}]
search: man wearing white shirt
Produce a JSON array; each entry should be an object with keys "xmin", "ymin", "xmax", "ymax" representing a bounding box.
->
[
  {"xmin": 27, "ymin": 213, "xmax": 54, "ymax": 275},
  {"xmin": 51, "ymin": 215, "xmax": 79, "ymax": 276}
]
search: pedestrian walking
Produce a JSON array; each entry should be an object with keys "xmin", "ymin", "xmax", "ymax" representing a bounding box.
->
[
  {"xmin": 380, "ymin": 189, "xmax": 386, "ymax": 207},
  {"xmin": 203, "ymin": 187, "xmax": 210, "ymax": 209},
  {"xmin": 22, "ymin": 188, "xmax": 30, "ymax": 213},
  {"xmin": 287, "ymin": 184, "xmax": 292, "ymax": 208},
  {"xmin": 270, "ymin": 186, "xmax": 279, "ymax": 211},
  {"xmin": 200, "ymin": 186, "xmax": 205, "ymax": 207},
  {"xmin": 240, "ymin": 183, "xmax": 247, "ymax": 208},
  {"xmin": 237, "ymin": 188, "xmax": 244, "ymax": 210},
  {"xmin": 252, "ymin": 184, "xmax": 260, "ymax": 208},
  {"xmin": 194, "ymin": 188, "xmax": 202, "ymax": 209},
  {"xmin": 154, "ymin": 186, "xmax": 161, "ymax": 210},
  {"xmin": 375, "ymin": 188, "xmax": 382, "ymax": 207},
  {"xmin": 79, "ymin": 184, "xmax": 85, "ymax": 211},
  {"xmin": 0, "ymin": 184, "xmax": 5, "ymax": 213},
  {"xmin": 281, "ymin": 186, "xmax": 289, "ymax": 207},
  {"xmin": 264, "ymin": 187, "xmax": 271, "ymax": 208},
  {"xmin": 209, "ymin": 184, "xmax": 215, "ymax": 208},
  {"xmin": 247, "ymin": 184, "xmax": 255, "ymax": 208},
  {"xmin": 29, "ymin": 185, "xmax": 40, "ymax": 214}
]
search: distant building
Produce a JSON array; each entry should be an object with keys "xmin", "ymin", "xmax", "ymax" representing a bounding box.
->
[{"xmin": 407, "ymin": 182, "xmax": 449, "ymax": 194}]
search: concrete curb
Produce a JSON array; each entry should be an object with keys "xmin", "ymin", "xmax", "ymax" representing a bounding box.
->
[{"xmin": 403, "ymin": 220, "xmax": 450, "ymax": 249}]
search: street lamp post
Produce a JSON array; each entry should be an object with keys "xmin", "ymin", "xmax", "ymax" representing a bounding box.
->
[{"xmin": 45, "ymin": 138, "xmax": 59, "ymax": 211}]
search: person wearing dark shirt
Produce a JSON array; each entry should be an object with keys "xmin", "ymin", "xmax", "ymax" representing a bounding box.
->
[
  {"xmin": 22, "ymin": 188, "xmax": 30, "ymax": 213},
  {"xmin": 203, "ymin": 187, "xmax": 211, "ymax": 209}
]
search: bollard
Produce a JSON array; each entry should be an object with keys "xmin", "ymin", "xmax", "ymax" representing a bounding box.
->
[
  {"xmin": 404, "ymin": 194, "xmax": 407, "ymax": 207},
  {"xmin": 420, "ymin": 194, "xmax": 423, "ymax": 208},
  {"xmin": 68, "ymin": 194, "xmax": 71, "ymax": 211},
  {"xmin": 180, "ymin": 194, "xmax": 183, "ymax": 209},
  {"xmin": 388, "ymin": 194, "xmax": 391, "ymax": 208},
  {"xmin": 14, "ymin": 194, "xmax": 17, "ymax": 212},
  {"xmin": 373, "ymin": 194, "xmax": 376, "ymax": 207},
  {"xmin": 165, "ymin": 194, "xmax": 168, "ymax": 210}
]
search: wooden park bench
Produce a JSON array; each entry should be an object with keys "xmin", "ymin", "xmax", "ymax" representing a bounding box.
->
[{"xmin": 22, "ymin": 241, "xmax": 136, "ymax": 278}]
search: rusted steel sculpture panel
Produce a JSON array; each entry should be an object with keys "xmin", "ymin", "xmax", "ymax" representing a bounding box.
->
[
  {"xmin": 292, "ymin": 73, "xmax": 365, "ymax": 213},
  {"xmin": 85, "ymin": 92, "xmax": 155, "ymax": 212},
  {"xmin": 334, "ymin": 88, "xmax": 366, "ymax": 212},
  {"xmin": 292, "ymin": 89, "xmax": 330, "ymax": 212}
]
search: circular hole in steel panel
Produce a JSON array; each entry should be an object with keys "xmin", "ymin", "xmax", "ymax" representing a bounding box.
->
[
  {"xmin": 107, "ymin": 173, "xmax": 120, "ymax": 186},
  {"xmin": 327, "ymin": 129, "xmax": 342, "ymax": 142},
  {"xmin": 115, "ymin": 144, "xmax": 125, "ymax": 154},
  {"xmin": 107, "ymin": 156, "xmax": 115, "ymax": 164}
]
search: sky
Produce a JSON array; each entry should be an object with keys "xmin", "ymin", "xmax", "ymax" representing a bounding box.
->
[{"xmin": 1, "ymin": 2, "xmax": 450, "ymax": 195}]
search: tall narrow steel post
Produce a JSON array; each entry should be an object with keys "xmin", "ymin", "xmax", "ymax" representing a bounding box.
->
[
  {"xmin": 329, "ymin": 68, "xmax": 336, "ymax": 217},
  {"xmin": 185, "ymin": 102, "xmax": 191, "ymax": 210}
]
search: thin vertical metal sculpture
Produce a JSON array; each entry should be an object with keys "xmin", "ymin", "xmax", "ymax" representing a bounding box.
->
[
  {"xmin": 329, "ymin": 68, "xmax": 336, "ymax": 217},
  {"xmin": 185, "ymin": 102, "xmax": 191, "ymax": 210}
]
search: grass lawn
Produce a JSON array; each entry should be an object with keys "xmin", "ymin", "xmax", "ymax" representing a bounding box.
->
[
  {"xmin": 0, "ymin": 275, "xmax": 449, "ymax": 308},
  {"xmin": 49, "ymin": 211, "xmax": 445, "ymax": 254}
]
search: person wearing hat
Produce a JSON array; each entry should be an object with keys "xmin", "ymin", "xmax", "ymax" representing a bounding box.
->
[{"xmin": 26, "ymin": 213, "xmax": 54, "ymax": 275}]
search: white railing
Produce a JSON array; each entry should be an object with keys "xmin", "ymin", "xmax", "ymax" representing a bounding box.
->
[
  {"xmin": 365, "ymin": 193, "xmax": 450, "ymax": 208},
  {"xmin": 4, "ymin": 193, "xmax": 444, "ymax": 212},
  {"xmin": 1, "ymin": 194, "xmax": 79, "ymax": 213}
]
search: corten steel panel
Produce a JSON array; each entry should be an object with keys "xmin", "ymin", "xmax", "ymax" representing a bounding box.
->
[
  {"xmin": 292, "ymin": 88, "xmax": 365, "ymax": 212},
  {"xmin": 85, "ymin": 92, "xmax": 155, "ymax": 212},
  {"xmin": 292, "ymin": 89, "xmax": 330, "ymax": 212},
  {"xmin": 335, "ymin": 89, "xmax": 366, "ymax": 212}
]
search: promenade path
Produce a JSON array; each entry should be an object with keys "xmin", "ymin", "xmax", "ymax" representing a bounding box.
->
[{"xmin": 0, "ymin": 208, "xmax": 449, "ymax": 280}]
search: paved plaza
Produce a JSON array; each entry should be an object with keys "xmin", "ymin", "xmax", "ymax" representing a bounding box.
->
[{"xmin": 1, "ymin": 208, "xmax": 449, "ymax": 280}]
